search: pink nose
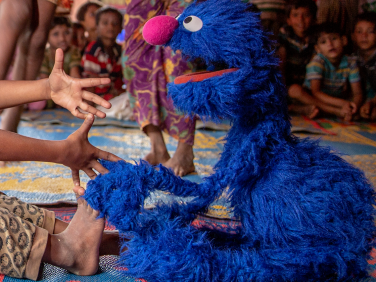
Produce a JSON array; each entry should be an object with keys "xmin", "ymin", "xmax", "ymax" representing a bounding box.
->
[{"xmin": 142, "ymin": 15, "xmax": 178, "ymax": 46}]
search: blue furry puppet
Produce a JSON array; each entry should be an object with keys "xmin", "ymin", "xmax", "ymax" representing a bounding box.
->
[{"xmin": 84, "ymin": 0, "xmax": 376, "ymax": 280}]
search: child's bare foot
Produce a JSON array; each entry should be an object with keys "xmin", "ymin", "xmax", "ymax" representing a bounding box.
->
[
  {"xmin": 0, "ymin": 161, "xmax": 6, "ymax": 167},
  {"xmin": 42, "ymin": 198, "xmax": 104, "ymax": 275},
  {"xmin": 144, "ymin": 149, "xmax": 170, "ymax": 165},
  {"xmin": 289, "ymin": 104, "xmax": 319, "ymax": 119},
  {"xmin": 164, "ymin": 141, "xmax": 195, "ymax": 177},
  {"xmin": 143, "ymin": 124, "xmax": 171, "ymax": 165}
]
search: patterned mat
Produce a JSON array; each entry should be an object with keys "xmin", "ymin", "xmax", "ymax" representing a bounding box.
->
[
  {"xmin": 1, "ymin": 205, "xmax": 375, "ymax": 282},
  {"xmin": 0, "ymin": 115, "xmax": 225, "ymax": 204}
]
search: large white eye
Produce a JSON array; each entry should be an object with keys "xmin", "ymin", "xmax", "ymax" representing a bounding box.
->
[{"xmin": 183, "ymin": 15, "xmax": 203, "ymax": 32}]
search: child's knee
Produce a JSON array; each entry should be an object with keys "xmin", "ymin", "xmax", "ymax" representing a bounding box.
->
[{"xmin": 288, "ymin": 84, "xmax": 304, "ymax": 99}]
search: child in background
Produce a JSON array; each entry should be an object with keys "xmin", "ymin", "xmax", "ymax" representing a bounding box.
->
[
  {"xmin": 250, "ymin": 0, "xmax": 286, "ymax": 39},
  {"xmin": 292, "ymin": 23, "xmax": 363, "ymax": 121},
  {"xmin": 81, "ymin": 6, "xmax": 123, "ymax": 101},
  {"xmin": 352, "ymin": 12, "xmax": 376, "ymax": 120},
  {"xmin": 76, "ymin": 0, "xmax": 103, "ymax": 44},
  {"xmin": 121, "ymin": 0, "xmax": 196, "ymax": 177},
  {"xmin": 71, "ymin": 22, "xmax": 87, "ymax": 56},
  {"xmin": 277, "ymin": 0, "xmax": 318, "ymax": 118},
  {"xmin": 40, "ymin": 17, "xmax": 82, "ymax": 79}
]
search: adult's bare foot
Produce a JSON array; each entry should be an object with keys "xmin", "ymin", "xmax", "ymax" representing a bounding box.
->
[
  {"xmin": 42, "ymin": 198, "xmax": 104, "ymax": 275},
  {"xmin": 164, "ymin": 141, "xmax": 195, "ymax": 177}
]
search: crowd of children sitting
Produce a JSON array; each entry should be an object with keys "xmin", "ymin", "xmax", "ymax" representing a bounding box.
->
[
  {"xmin": 32, "ymin": 0, "xmax": 376, "ymax": 123},
  {"xmin": 268, "ymin": 0, "xmax": 376, "ymax": 122}
]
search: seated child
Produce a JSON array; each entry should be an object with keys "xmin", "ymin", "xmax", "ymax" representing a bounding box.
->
[
  {"xmin": 0, "ymin": 48, "xmax": 121, "ymax": 280},
  {"xmin": 291, "ymin": 23, "xmax": 363, "ymax": 121},
  {"xmin": 71, "ymin": 22, "xmax": 87, "ymax": 56},
  {"xmin": 81, "ymin": 6, "xmax": 123, "ymax": 101},
  {"xmin": 352, "ymin": 12, "xmax": 376, "ymax": 120},
  {"xmin": 76, "ymin": 0, "xmax": 103, "ymax": 44},
  {"xmin": 277, "ymin": 0, "xmax": 318, "ymax": 118},
  {"xmin": 250, "ymin": 0, "xmax": 286, "ymax": 39},
  {"xmin": 40, "ymin": 16, "xmax": 82, "ymax": 79}
]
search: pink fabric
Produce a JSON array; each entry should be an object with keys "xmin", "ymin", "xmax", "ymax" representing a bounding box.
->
[{"xmin": 143, "ymin": 15, "xmax": 178, "ymax": 45}]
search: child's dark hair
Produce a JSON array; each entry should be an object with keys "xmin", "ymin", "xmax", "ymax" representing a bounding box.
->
[
  {"xmin": 95, "ymin": 6, "xmax": 123, "ymax": 25},
  {"xmin": 72, "ymin": 22, "xmax": 84, "ymax": 31},
  {"xmin": 285, "ymin": 0, "xmax": 317, "ymax": 18},
  {"xmin": 354, "ymin": 12, "xmax": 376, "ymax": 31},
  {"xmin": 50, "ymin": 16, "xmax": 71, "ymax": 30},
  {"xmin": 313, "ymin": 22, "xmax": 343, "ymax": 43},
  {"xmin": 76, "ymin": 1, "xmax": 102, "ymax": 22}
]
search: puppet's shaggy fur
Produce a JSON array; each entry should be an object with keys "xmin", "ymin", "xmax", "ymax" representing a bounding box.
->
[{"xmin": 84, "ymin": 0, "xmax": 376, "ymax": 280}]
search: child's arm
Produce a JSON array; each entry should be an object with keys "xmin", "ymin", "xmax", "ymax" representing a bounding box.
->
[
  {"xmin": 310, "ymin": 79, "xmax": 356, "ymax": 118},
  {"xmin": 349, "ymin": 81, "xmax": 363, "ymax": 110},
  {"xmin": 0, "ymin": 114, "xmax": 122, "ymax": 185},
  {"xmin": 0, "ymin": 49, "xmax": 111, "ymax": 119}
]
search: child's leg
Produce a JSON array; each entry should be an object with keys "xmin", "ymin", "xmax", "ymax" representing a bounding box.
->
[
  {"xmin": 287, "ymin": 84, "xmax": 320, "ymax": 119},
  {"xmin": 1, "ymin": 0, "xmax": 56, "ymax": 134},
  {"xmin": 0, "ymin": 198, "xmax": 108, "ymax": 280},
  {"xmin": 0, "ymin": 206, "xmax": 45, "ymax": 279},
  {"xmin": 165, "ymin": 140, "xmax": 195, "ymax": 177},
  {"xmin": 41, "ymin": 198, "xmax": 105, "ymax": 277},
  {"xmin": 0, "ymin": 193, "xmax": 55, "ymax": 234},
  {"xmin": 0, "ymin": 0, "xmax": 33, "ymax": 134},
  {"xmin": 0, "ymin": 192, "xmax": 119, "ymax": 257},
  {"xmin": 143, "ymin": 124, "xmax": 171, "ymax": 165},
  {"xmin": 0, "ymin": 0, "xmax": 32, "ymax": 80}
]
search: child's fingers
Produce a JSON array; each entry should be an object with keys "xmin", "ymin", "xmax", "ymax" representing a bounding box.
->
[
  {"xmin": 97, "ymin": 149, "xmax": 123, "ymax": 162},
  {"xmin": 52, "ymin": 49, "xmax": 65, "ymax": 73},
  {"xmin": 73, "ymin": 185, "xmax": 85, "ymax": 196},
  {"xmin": 71, "ymin": 169, "xmax": 80, "ymax": 186},
  {"xmin": 71, "ymin": 108, "xmax": 87, "ymax": 119},
  {"xmin": 79, "ymin": 102, "xmax": 106, "ymax": 118},
  {"xmin": 76, "ymin": 113, "xmax": 94, "ymax": 136},
  {"xmin": 82, "ymin": 91, "xmax": 111, "ymax": 109},
  {"xmin": 92, "ymin": 161, "xmax": 109, "ymax": 175},
  {"xmin": 79, "ymin": 77, "xmax": 111, "ymax": 88},
  {"xmin": 83, "ymin": 168, "xmax": 97, "ymax": 180}
]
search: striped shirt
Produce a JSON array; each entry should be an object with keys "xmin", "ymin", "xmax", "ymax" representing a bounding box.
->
[
  {"xmin": 81, "ymin": 39, "xmax": 123, "ymax": 100},
  {"xmin": 278, "ymin": 25, "xmax": 316, "ymax": 86},
  {"xmin": 304, "ymin": 53, "xmax": 360, "ymax": 98}
]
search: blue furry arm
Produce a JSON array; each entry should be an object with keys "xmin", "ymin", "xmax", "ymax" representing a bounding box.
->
[{"xmin": 84, "ymin": 160, "xmax": 224, "ymax": 230}]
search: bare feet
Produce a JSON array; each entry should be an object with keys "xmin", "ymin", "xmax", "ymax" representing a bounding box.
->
[
  {"xmin": 144, "ymin": 149, "xmax": 170, "ymax": 166},
  {"xmin": 143, "ymin": 124, "xmax": 171, "ymax": 165},
  {"xmin": 288, "ymin": 104, "xmax": 319, "ymax": 119},
  {"xmin": 164, "ymin": 141, "xmax": 195, "ymax": 177},
  {"xmin": 42, "ymin": 198, "xmax": 104, "ymax": 275}
]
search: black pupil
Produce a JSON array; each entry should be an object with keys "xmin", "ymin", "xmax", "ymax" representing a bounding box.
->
[{"xmin": 184, "ymin": 17, "xmax": 192, "ymax": 24}]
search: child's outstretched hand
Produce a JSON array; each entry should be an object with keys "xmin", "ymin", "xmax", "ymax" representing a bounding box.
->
[
  {"xmin": 62, "ymin": 114, "xmax": 122, "ymax": 185},
  {"xmin": 48, "ymin": 48, "xmax": 112, "ymax": 119}
]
